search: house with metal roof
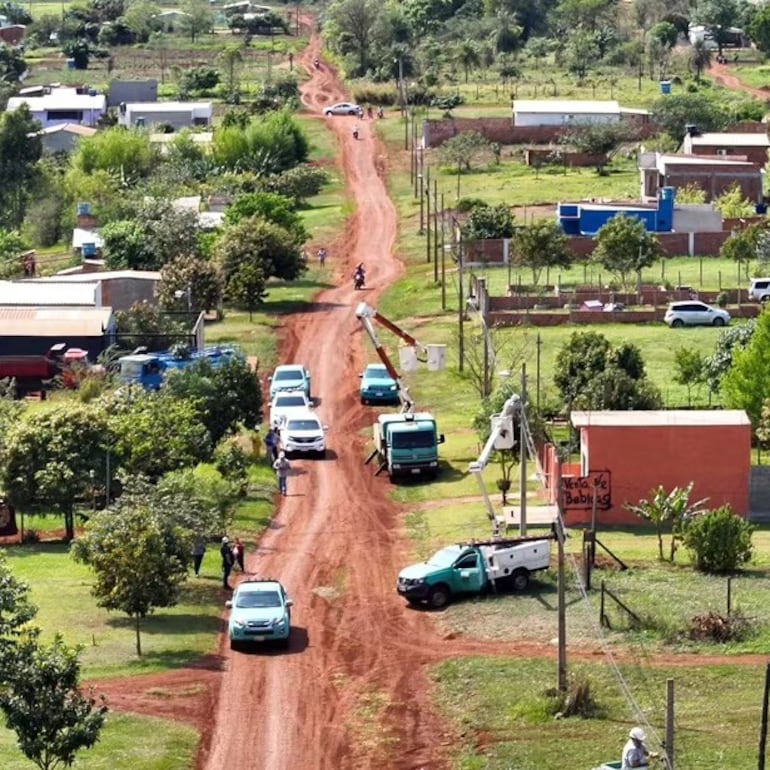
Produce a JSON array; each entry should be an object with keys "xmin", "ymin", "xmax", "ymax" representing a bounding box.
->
[
  {"xmin": 37, "ymin": 122, "xmax": 97, "ymax": 154},
  {"xmin": 117, "ymin": 101, "xmax": 213, "ymax": 130},
  {"xmin": 513, "ymin": 99, "xmax": 649, "ymax": 127},
  {"xmin": 6, "ymin": 87, "xmax": 106, "ymax": 128},
  {"xmin": 27, "ymin": 271, "xmax": 160, "ymax": 311},
  {"xmin": 0, "ymin": 307, "xmax": 116, "ymax": 357},
  {"xmin": 683, "ymin": 131, "xmax": 770, "ymax": 166},
  {"xmin": 0, "ymin": 280, "xmax": 101, "ymax": 307}
]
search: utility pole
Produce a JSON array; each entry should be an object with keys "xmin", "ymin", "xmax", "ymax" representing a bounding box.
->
[
  {"xmin": 759, "ymin": 663, "xmax": 770, "ymax": 770},
  {"xmin": 519, "ymin": 362, "xmax": 527, "ymax": 536},
  {"xmin": 425, "ymin": 168, "xmax": 431, "ymax": 265},
  {"xmin": 458, "ymin": 236, "xmax": 464, "ymax": 372},
  {"xmin": 418, "ymin": 148, "xmax": 425, "ymax": 235},
  {"xmin": 666, "ymin": 678, "xmax": 675, "ymax": 770},
  {"xmin": 433, "ymin": 178, "xmax": 439, "ymax": 267},
  {"xmin": 555, "ymin": 461, "xmax": 567, "ymax": 693}
]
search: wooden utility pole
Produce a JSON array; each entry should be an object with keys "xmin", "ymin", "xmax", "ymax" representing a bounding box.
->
[
  {"xmin": 425, "ymin": 168, "xmax": 431, "ymax": 266},
  {"xmin": 555, "ymin": 462, "xmax": 567, "ymax": 693},
  {"xmin": 759, "ymin": 663, "xmax": 770, "ymax": 770},
  {"xmin": 666, "ymin": 678, "xmax": 675, "ymax": 770},
  {"xmin": 519, "ymin": 363, "xmax": 527, "ymax": 536}
]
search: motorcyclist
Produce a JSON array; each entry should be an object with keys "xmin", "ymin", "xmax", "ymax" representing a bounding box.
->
[
  {"xmin": 377, "ymin": 105, "xmax": 384, "ymax": 119},
  {"xmin": 313, "ymin": 58, "xmax": 320, "ymax": 69},
  {"xmin": 353, "ymin": 124, "xmax": 359, "ymax": 139},
  {"xmin": 354, "ymin": 263, "xmax": 366, "ymax": 288}
]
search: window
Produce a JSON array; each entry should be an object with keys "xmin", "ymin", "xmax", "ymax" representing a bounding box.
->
[
  {"xmin": 47, "ymin": 110, "xmax": 83, "ymax": 122},
  {"xmin": 455, "ymin": 554, "xmax": 478, "ymax": 569}
]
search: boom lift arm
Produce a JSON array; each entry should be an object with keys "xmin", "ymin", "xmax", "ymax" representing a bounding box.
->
[
  {"xmin": 355, "ymin": 302, "xmax": 428, "ymax": 413},
  {"xmin": 469, "ymin": 394, "xmax": 523, "ymax": 537}
]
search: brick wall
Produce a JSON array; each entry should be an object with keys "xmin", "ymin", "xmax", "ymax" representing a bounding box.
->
[
  {"xmin": 525, "ymin": 148, "xmax": 607, "ymax": 168},
  {"xmin": 692, "ymin": 231, "xmax": 730, "ymax": 255},
  {"xmin": 423, "ymin": 116, "xmax": 655, "ymax": 148}
]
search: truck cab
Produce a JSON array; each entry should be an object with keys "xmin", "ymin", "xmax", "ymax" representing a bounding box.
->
[
  {"xmin": 117, "ymin": 354, "xmax": 166, "ymax": 390},
  {"xmin": 397, "ymin": 544, "xmax": 485, "ymax": 608},
  {"xmin": 376, "ymin": 412, "xmax": 445, "ymax": 479}
]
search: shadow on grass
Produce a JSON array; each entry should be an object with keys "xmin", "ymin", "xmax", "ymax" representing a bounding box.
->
[
  {"xmin": 124, "ymin": 648, "xmax": 214, "ymax": 671},
  {"xmin": 107, "ymin": 612, "xmax": 221, "ymax": 636},
  {"xmin": 393, "ymin": 461, "xmax": 464, "ymax": 488},
  {"xmin": 3, "ymin": 541, "xmax": 72, "ymax": 558}
]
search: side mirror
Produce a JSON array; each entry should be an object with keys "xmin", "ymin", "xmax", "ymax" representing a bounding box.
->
[
  {"xmin": 323, "ymin": 425, "xmax": 329, "ymax": 431},
  {"xmin": 268, "ymin": 376, "xmax": 273, "ymax": 382},
  {"xmin": 359, "ymin": 373, "xmax": 363, "ymax": 378},
  {"xmin": 439, "ymin": 434, "xmax": 446, "ymax": 444},
  {"xmin": 225, "ymin": 600, "xmax": 233, "ymax": 609},
  {"xmin": 286, "ymin": 599, "xmax": 293, "ymax": 607}
]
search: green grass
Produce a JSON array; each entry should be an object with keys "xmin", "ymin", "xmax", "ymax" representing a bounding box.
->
[
  {"xmin": 0, "ymin": 713, "xmax": 197, "ymax": 770},
  {"xmin": 432, "ymin": 657, "xmax": 763, "ymax": 770}
]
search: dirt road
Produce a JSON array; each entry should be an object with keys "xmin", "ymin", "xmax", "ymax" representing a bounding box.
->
[{"xmin": 708, "ymin": 61, "xmax": 770, "ymax": 101}]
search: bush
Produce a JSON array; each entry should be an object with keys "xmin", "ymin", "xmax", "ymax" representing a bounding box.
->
[
  {"xmin": 689, "ymin": 610, "xmax": 753, "ymax": 643},
  {"xmin": 264, "ymin": 164, "xmax": 329, "ymax": 202},
  {"xmin": 682, "ymin": 506, "xmax": 755, "ymax": 573},
  {"xmin": 716, "ymin": 291, "xmax": 728, "ymax": 308}
]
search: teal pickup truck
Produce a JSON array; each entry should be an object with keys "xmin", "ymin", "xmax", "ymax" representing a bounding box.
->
[{"xmin": 396, "ymin": 537, "xmax": 552, "ymax": 609}]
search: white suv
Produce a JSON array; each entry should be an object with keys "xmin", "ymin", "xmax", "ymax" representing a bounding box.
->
[
  {"xmin": 749, "ymin": 278, "xmax": 770, "ymax": 302},
  {"xmin": 279, "ymin": 411, "xmax": 327, "ymax": 459},
  {"xmin": 664, "ymin": 301, "xmax": 730, "ymax": 328}
]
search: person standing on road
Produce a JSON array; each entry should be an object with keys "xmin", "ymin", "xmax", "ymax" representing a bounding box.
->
[
  {"xmin": 233, "ymin": 537, "xmax": 245, "ymax": 573},
  {"xmin": 273, "ymin": 451, "xmax": 291, "ymax": 496},
  {"xmin": 192, "ymin": 536, "xmax": 206, "ymax": 576},
  {"xmin": 220, "ymin": 536, "xmax": 234, "ymax": 590}
]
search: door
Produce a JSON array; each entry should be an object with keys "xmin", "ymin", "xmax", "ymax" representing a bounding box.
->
[{"xmin": 450, "ymin": 551, "xmax": 485, "ymax": 594}]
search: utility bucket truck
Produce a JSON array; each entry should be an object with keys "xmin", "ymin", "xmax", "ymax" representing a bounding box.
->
[
  {"xmin": 397, "ymin": 536, "xmax": 552, "ymax": 609},
  {"xmin": 355, "ymin": 302, "xmax": 446, "ymax": 480}
]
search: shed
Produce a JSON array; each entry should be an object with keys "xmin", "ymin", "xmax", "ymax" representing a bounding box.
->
[
  {"xmin": 683, "ymin": 131, "xmax": 770, "ymax": 166},
  {"xmin": 117, "ymin": 101, "xmax": 213, "ymax": 131},
  {"xmin": 513, "ymin": 99, "xmax": 623, "ymax": 127},
  {"xmin": 37, "ymin": 122, "xmax": 97, "ymax": 154},
  {"xmin": 548, "ymin": 410, "xmax": 751, "ymax": 527},
  {"xmin": 0, "ymin": 307, "xmax": 116, "ymax": 358},
  {"xmin": 0, "ymin": 280, "xmax": 101, "ymax": 307}
]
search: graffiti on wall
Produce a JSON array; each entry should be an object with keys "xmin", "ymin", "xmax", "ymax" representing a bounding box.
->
[{"xmin": 562, "ymin": 470, "xmax": 611, "ymax": 511}]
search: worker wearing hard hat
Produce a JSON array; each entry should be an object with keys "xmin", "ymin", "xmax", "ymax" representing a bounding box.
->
[{"xmin": 621, "ymin": 727, "xmax": 658, "ymax": 768}]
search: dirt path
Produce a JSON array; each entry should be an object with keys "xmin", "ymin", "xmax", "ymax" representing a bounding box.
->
[{"xmin": 708, "ymin": 61, "xmax": 770, "ymax": 101}]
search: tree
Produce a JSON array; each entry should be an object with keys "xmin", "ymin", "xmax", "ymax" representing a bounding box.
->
[
  {"xmin": 107, "ymin": 391, "xmax": 212, "ymax": 479},
  {"xmin": 673, "ymin": 348, "xmax": 706, "ymax": 406},
  {"xmin": 72, "ymin": 502, "xmax": 190, "ymax": 656},
  {"xmin": 512, "ymin": 219, "xmax": 572, "ymax": 284},
  {"xmin": 0, "ymin": 552, "xmax": 37, "ymax": 683},
  {"xmin": 218, "ymin": 44, "xmax": 243, "ymax": 98},
  {"xmin": 648, "ymin": 20, "xmax": 678, "ymax": 49},
  {"xmin": 721, "ymin": 310, "xmax": 770, "ymax": 427},
  {"xmin": 704, "ymin": 320, "xmax": 755, "ymax": 395},
  {"xmin": 455, "ymin": 39, "xmax": 481, "ymax": 82},
  {"xmin": 651, "ymin": 94, "xmax": 727, "ymax": 141},
  {"xmin": 713, "ymin": 183, "xmax": 756, "ymax": 219},
  {"xmin": 440, "ymin": 131, "xmax": 493, "ymax": 197},
  {"xmin": 694, "ymin": 0, "xmax": 740, "ymax": 56},
  {"xmin": 553, "ymin": 330, "xmax": 612, "ymax": 407},
  {"xmin": 563, "ymin": 121, "xmax": 626, "ymax": 172},
  {"xmin": 122, "ymin": 0, "xmax": 159, "ymax": 42},
  {"xmin": 227, "ymin": 260, "xmax": 267, "ymax": 320},
  {"xmin": 157, "ymin": 255, "xmax": 225, "ymax": 314},
  {"xmin": 0, "ymin": 405, "xmax": 109, "ymax": 540},
  {"xmin": 564, "ymin": 28, "xmax": 599, "ymax": 81},
  {"xmin": 592, "ymin": 214, "xmax": 662, "ymax": 289},
  {"xmin": 575, "ymin": 368, "xmax": 662, "ymax": 411},
  {"xmin": 0, "ymin": 105, "xmax": 42, "ymax": 230},
  {"xmin": 164, "ymin": 356, "xmax": 262, "ymax": 445},
  {"xmin": 682, "ymin": 505, "xmax": 754, "ymax": 573},
  {"xmin": 749, "ymin": 5, "xmax": 770, "ymax": 56},
  {"xmin": 0, "ymin": 635, "xmax": 107, "ymax": 770},
  {"xmin": 177, "ymin": 66, "xmax": 220, "ymax": 98},
  {"xmin": 72, "ymin": 126, "xmax": 158, "ymax": 182},
  {"xmin": 720, "ymin": 223, "xmax": 763, "ymax": 280},
  {"xmin": 691, "ymin": 38, "xmax": 712, "ymax": 82},
  {"xmin": 625, "ymin": 483, "xmax": 709, "ymax": 561},
  {"xmin": 325, "ymin": 0, "xmax": 385, "ymax": 76},
  {"xmin": 214, "ymin": 215, "xmax": 306, "ymax": 289},
  {"xmin": 179, "ymin": 0, "xmax": 213, "ymax": 42},
  {"xmin": 114, "ymin": 300, "xmax": 189, "ymax": 352},
  {"xmin": 224, "ymin": 192, "xmax": 307, "ymax": 243},
  {"xmin": 461, "ymin": 202, "xmax": 515, "ymax": 240},
  {"xmin": 555, "ymin": 0, "xmax": 616, "ymax": 32}
]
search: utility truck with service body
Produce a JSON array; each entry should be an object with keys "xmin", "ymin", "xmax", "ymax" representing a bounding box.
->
[
  {"xmin": 397, "ymin": 536, "xmax": 552, "ymax": 608},
  {"xmin": 355, "ymin": 302, "xmax": 446, "ymax": 480}
]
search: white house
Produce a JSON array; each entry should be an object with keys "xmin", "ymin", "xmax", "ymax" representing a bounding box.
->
[
  {"xmin": 6, "ymin": 88, "xmax": 106, "ymax": 128},
  {"xmin": 513, "ymin": 99, "xmax": 629, "ymax": 127},
  {"xmin": 117, "ymin": 101, "xmax": 213, "ymax": 131}
]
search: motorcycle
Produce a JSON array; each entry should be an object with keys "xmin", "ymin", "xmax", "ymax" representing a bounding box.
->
[
  {"xmin": 313, "ymin": 58, "xmax": 320, "ymax": 70},
  {"xmin": 353, "ymin": 270, "xmax": 365, "ymax": 290},
  {"xmin": 352, "ymin": 126, "xmax": 359, "ymax": 140}
]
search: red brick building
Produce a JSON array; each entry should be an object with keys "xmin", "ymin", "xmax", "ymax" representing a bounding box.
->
[{"xmin": 542, "ymin": 410, "xmax": 751, "ymax": 527}]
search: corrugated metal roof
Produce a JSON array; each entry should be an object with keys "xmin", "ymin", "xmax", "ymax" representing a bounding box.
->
[
  {"xmin": 124, "ymin": 101, "xmax": 212, "ymax": 113},
  {"xmin": 0, "ymin": 307, "xmax": 113, "ymax": 337},
  {"xmin": 29, "ymin": 270, "xmax": 161, "ymax": 282},
  {"xmin": 0, "ymin": 281, "xmax": 98, "ymax": 306},
  {"xmin": 38, "ymin": 123, "xmax": 98, "ymax": 137},
  {"xmin": 571, "ymin": 410, "xmax": 750, "ymax": 427},
  {"xmin": 691, "ymin": 132, "xmax": 770, "ymax": 147},
  {"xmin": 8, "ymin": 89, "xmax": 106, "ymax": 111},
  {"xmin": 513, "ymin": 99, "xmax": 621, "ymax": 114}
]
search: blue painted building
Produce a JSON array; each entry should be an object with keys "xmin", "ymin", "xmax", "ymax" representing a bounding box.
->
[{"xmin": 557, "ymin": 186, "xmax": 675, "ymax": 236}]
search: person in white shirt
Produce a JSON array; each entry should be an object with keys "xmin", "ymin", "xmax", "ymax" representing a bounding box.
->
[{"xmin": 622, "ymin": 726, "xmax": 657, "ymax": 769}]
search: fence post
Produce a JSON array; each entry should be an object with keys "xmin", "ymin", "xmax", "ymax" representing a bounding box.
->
[
  {"xmin": 600, "ymin": 580, "xmax": 606, "ymax": 627},
  {"xmin": 727, "ymin": 576, "xmax": 732, "ymax": 617}
]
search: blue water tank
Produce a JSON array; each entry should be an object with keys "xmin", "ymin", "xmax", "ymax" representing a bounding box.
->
[
  {"xmin": 657, "ymin": 186, "xmax": 675, "ymax": 232},
  {"xmin": 660, "ymin": 80, "xmax": 672, "ymax": 95},
  {"xmin": 66, "ymin": 58, "xmax": 76, "ymax": 70},
  {"xmin": 757, "ymin": 203, "xmax": 768, "ymax": 215},
  {"xmin": 82, "ymin": 242, "xmax": 96, "ymax": 257},
  {"xmin": 77, "ymin": 202, "xmax": 91, "ymax": 216},
  {"xmin": 88, "ymin": 88, "xmax": 96, "ymax": 96}
]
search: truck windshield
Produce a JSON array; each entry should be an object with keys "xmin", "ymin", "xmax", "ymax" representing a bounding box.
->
[
  {"xmin": 275, "ymin": 370, "xmax": 302, "ymax": 381},
  {"xmin": 119, "ymin": 360, "xmax": 144, "ymax": 379},
  {"xmin": 428, "ymin": 547, "xmax": 463, "ymax": 567},
  {"xmin": 286, "ymin": 419, "xmax": 320, "ymax": 431},
  {"xmin": 391, "ymin": 430, "xmax": 435, "ymax": 449}
]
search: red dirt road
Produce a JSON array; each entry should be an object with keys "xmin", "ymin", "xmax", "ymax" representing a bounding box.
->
[{"xmin": 708, "ymin": 61, "xmax": 770, "ymax": 101}]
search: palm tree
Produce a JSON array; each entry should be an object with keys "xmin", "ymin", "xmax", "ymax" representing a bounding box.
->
[
  {"xmin": 455, "ymin": 40, "xmax": 481, "ymax": 83},
  {"xmin": 692, "ymin": 39, "xmax": 712, "ymax": 82}
]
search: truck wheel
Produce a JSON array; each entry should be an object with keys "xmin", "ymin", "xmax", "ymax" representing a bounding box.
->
[
  {"xmin": 428, "ymin": 584, "xmax": 451, "ymax": 609},
  {"xmin": 512, "ymin": 569, "xmax": 530, "ymax": 592}
]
